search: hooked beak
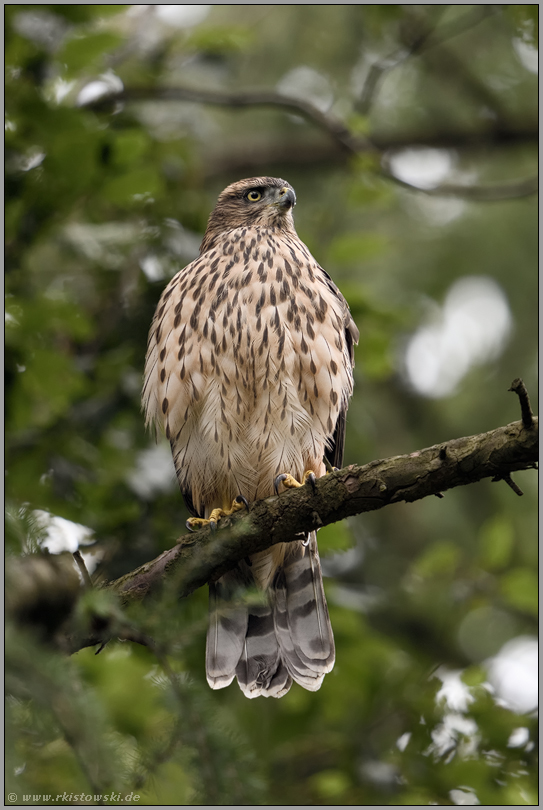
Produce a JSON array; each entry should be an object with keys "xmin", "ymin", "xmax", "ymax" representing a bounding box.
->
[{"xmin": 274, "ymin": 186, "xmax": 296, "ymax": 211}]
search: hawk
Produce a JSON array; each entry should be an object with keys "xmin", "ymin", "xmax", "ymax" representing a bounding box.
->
[{"xmin": 143, "ymin": 177, "xmax": 358, "ymax": 698}]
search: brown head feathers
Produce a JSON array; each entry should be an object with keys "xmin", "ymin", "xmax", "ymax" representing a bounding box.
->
[{"xmin": 200, "ymin": 177, "xmax": 297, "ymax": 254}]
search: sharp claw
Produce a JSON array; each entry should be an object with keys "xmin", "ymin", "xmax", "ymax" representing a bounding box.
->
[
  {"xmin": 274, "ymin": 473, "xmax": 288, "ymax": 495},
  {"xmin": 186, "ymin": 519, "xmax": 196, "ymax": 532},
  {"xmin": 209, "ymin": 520, "xmax": 218, "ymax": 532},
  {"xmin": 235, "ymin": 494, "xmax": 250, "ymax": 510},
  {"xmin": 306, "ymin": 471, "xmax": 317, "ymax": 493}
]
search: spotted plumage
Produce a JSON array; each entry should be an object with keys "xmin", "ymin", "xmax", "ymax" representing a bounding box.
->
[{"xmin": 143, "ymin": 177, "xmax": 358, "ymax": 697}]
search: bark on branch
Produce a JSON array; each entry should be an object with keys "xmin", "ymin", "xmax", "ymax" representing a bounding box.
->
[
  {"xmin": 57, "ymin": 370, "xmax": 539, "ymax": 653},
  {"xmin": 55, "ymin": 378, "xmax": 538, "ymax": 654},
  {"xmin": 103, "ymin": 414, "xmax": 537, "ymax": 608}
]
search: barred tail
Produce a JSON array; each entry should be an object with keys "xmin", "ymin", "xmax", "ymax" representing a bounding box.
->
[{"xmin": 205, "ymin": 535, "xmax": 334, "ymax": 698}]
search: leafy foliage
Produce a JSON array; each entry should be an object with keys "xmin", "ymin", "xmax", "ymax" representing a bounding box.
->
[{"xmin": 6, "ymin": 5, "xmax": 537, "ymax": 806}]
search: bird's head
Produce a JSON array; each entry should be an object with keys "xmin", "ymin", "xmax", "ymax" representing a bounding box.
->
[{"xmin": 200, "ymin": 177, "xmax": 297, "ymax": 253}]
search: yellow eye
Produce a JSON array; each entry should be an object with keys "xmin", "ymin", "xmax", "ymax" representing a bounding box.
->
[{"xmin": 247, "ymin": 190, "xmax": 262, "ymax": 202}]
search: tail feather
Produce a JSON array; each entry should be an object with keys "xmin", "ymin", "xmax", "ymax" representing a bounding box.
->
[
  {"xmin": 235, "ymin": 605, "xmax": 280, "ymax": 694},
  {"xmin": 273, "ymin": 534, "xmax": 334, "ymax": 690},
  {"xmin": 206, "ymin": 570, "xmax": 249, "ymax": 690},
  {"xmin": 273, "ymin": 586, "xmax": 326, "ymax": 691},
  {"xmin": 205, "ymin": 535, "xmax": 335, "ymax": 697},
  {"xmin": 279, "ymin": 533, "xmax": 335, "ymax": 670},
  {"xmin": 235, "ymin": 606, "xmax": 293, "ymax": 698}
]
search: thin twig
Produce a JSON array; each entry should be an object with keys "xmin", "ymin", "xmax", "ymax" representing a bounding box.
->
[
  {"xmin": 492, "ymin": 473, "xmax": 524, "ymax": 497},
  {"xmin": 509, "ymin": 377, "xmax": 535, "ymax": 429},
  {"xmin": 73, "ymin": 550, "xmax": 93, "ymax": 589},
  {"xmin": 357, "ymin": 6, "xmax": 497, "ymax": 114},
  {"xmin": 380, "ymin": 170, "xmax": 539, "ymax": 201}
]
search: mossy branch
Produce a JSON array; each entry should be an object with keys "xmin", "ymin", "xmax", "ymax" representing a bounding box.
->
[
  {"xmin": 56, "ymin": 382, "xmax": 538, "ymax": 653},
  {"xmin": 109, "ymin": 416, "xmax": 537, "ymax": 602}
]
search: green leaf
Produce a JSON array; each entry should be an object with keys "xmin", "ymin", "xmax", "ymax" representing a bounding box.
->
[
  {"xmin": 346, "ymin": 113, "xmax": 371, "ymax": 136},
  {"xmin": 394, "ymin": 790, "xmax": 436, "ymax": 805},
  {"xmin": 348, "ymin": 175, "xmax": 394, "ymax": 207},
  {"xmin": 317, "ymin": 519, "xmax": 353, "ymax": 555},
  {"xmin": 461, "ymin": 664, "xmax": 487, "ymax": 687},
  {"xmin": 112, "ymin": 130, "xmax": 150, "ymax": 168},
  {"xmin": 359, "ymin": 327, "xmax": 394, "ymax": 380},
  {"xmin": 187, "ymin": 26, "xmax": 254, "ymax": 55},
  {"xmin": 413, "ymin": 540, "xmax": 462, "ymax": 578},
  {"xmin": 49, "ymin": 5, "xmax": 128, "ymax": 24},
  {"xmin": 309, "ymin": 769, "xmax": 351, "ymax": 800},
  {"xmin": 9, "ymin": 346, "xmax": 89, "ymax": 431},
  {"xmin": 506, "ymin": 5, "xmax": 538, "ymax": 45},
  {"xmin": 328, "ymin": 232, "xmax": 388, "ymax": 266},
  {"xmin": 103, "ymin": 167, "xmax": 162, "ymax": 206},
  {"xmin": 5, "ymin": 199, "xmax": 25, "ymax": 241},
  {"xmin": 59, "ymin": 32, "xmax": 123, "ymax": 76},
  {"xmin": 76, "ymin": 645, "xmax": 167, "ymax": 738},
  {"xmin": 500, "ymin": 568, "xmax": 538, "ymax": 616},
  {"xmin": 477, "ymin": 515, "xmax": 514, "ymax": 570}
]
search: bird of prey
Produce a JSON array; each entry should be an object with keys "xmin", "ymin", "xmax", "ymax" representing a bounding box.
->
[{"xmin": 143, "ymin": 177, "xmax": 358, "ymax": 698}]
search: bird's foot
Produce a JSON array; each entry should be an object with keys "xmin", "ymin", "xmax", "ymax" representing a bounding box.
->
[
  {"xmin": 274, "ymin": 469, "xmax": 317, "ymax": 495},
  {"xmin": 186, "ymin": 495, "xmax": 249, "ymax": 532}
]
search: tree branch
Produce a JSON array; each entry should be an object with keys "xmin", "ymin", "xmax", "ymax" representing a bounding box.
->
[
  {"xmin": 65, "ymin": 400, "xmax": 537, "ymax": 653},
  {"xmin": 96, "ymin": 85, "xmax": 370, "ymax": 154},
  {"xmin": 84, "ymin": 86, "xmax": 538, "ymax": 201},
  {"xmin": 379, "ymin": 169, "xmax": 539, "ymax": 201},
  {"xmin": 356, "ymin": 6, "xmax": 500, "ymax": 115},
  {"xmin": 117, "ymin": 420, "xmax": 539, "ymax": 599}
]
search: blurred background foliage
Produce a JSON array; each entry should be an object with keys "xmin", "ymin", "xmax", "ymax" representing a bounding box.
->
[{"xmin": 5, "ymin": 4, "xmax": 538, "ymax": 806}]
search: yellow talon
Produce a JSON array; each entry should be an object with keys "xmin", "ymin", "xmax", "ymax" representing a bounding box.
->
[
  {"xmin": 303, "ymin": 470, "xmax": 317, "ymax": 488},
  {"xmin": 186, "ymin": 495, "xmax": 248, "ymax": 532},
  {"xmin": 274, "ymin": 470, "xmax": 317, "ymax": 494},
  {"xmin": 186, "ymin": 517, "xmax": 209, "ymax": 532}
]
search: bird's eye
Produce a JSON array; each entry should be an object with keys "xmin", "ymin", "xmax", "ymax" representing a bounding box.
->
[{"xmin": 246, "ymin": 190, "xmax": 262, "ymax": 202}]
